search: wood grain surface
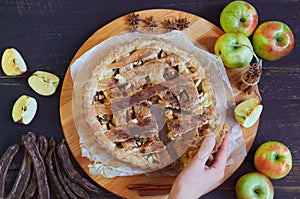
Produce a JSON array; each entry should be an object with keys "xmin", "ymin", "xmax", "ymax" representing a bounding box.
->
[{"xmin": 60, "ymin": 9, "xmax": 259, "ymax": 199}]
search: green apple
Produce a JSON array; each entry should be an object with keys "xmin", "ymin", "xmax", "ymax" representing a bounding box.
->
[
  {"xmin": 236, "ymin": 172, "xmax": 274, "ymax": 199},
  {"xmin": 28, "ymin": 71, "xmax": 60, "ymax": 96},
  {"xmin": 253, "ymin": 21, "xmax": 294, "ymax": 60},
  {"xmin": 254, "ymin": 141, "xmax": 292, "ymax": 179},
  {"xmin": 234, "ymin": 98, "xmax": 263, "ymax": 128},
  {"xmin": 214, "ymin": 32, "xmax": 253, "ymax": 68},
  {"xmin": 12, "ymin": 95, "xmax": 37, "ymax": 125},
  {"xmin": 1, "ymin": 48, "xmax": 27, "ymax": 76},
  {"xmin": 220, "ymin": 1, "xmax": 258, "ymax": 36}
]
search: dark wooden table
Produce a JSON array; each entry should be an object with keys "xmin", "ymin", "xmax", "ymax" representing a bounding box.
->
[{"xmin": 0, "ymin": 0, "xmax": 299, "ymax": 198}]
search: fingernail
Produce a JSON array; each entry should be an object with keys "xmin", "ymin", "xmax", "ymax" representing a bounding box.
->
[{"xmin": 198, "ymin": 136, "xmax": 216, "ymax": 159}]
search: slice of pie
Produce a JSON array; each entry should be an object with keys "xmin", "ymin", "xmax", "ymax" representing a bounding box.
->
[{"xmin": 83, "ymin": 37, "xmax": 225, "ymax": 170}]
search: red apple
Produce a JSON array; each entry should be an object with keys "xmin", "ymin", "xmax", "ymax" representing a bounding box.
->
[
  {"xmin": 236, "ymin": 172, "xmax": 274, "ymax": 199},
  {"xmin": 214, "ymin": 32, "xmax": 253, "ymax": 68},
  {"xmin": 253, "ymin": 21, "xmax": 294, "ymax": 60},
  {"xmin": 254, "ymin": 141, "xmax": 292, "ymax": 179},
  {"xmin": 220, "ymin": 1, "xmax": 258, "ymax": 36}
]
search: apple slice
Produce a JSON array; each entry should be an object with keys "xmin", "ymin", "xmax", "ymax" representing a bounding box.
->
[
  {"xmin": 28, "ymin": 71, "xmax": 60, "ymax": 96},
  {"xmin": 1, "ymin": 48, "xmax": 27, "ymax": 76},
  {"xmin": 12, "ymin": 95, "xmax": 37, "ymax": 125},
  {"xmin": 234, "ymin": 98, "xmax": 263, "ymax": 128}
]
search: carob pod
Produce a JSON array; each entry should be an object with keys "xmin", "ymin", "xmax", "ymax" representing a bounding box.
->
[
  {"xmin": 7, "ymin": 149, "xmax": 32, "ymax": 199},
  {"xmin": 60, "ymin": 168, "xmax": 89, "ymax": 199},
  {"xmin": 0, "ymin": 144, "xmax": 20, "ymax": 198},
  {"xmin": 27, "ymin": 132, "xmax": 37, "ymax": 141},
  {"xmin": 22, "ymin": 133, "xmax": 50, "ymax": 199},
  {"xmin": 56, "ymin": 140, "xmax": 101, "ymax": 194},
  {"xmin": 46, "ymin": 137, "xmax": 68, "ymax": 199},
  {"xmin": 37, "ymin": 135, "xmax": 49, "ymax": 158},
  {"xmin": 52, "ymin": 148, "xmax": 78, "ymax": 199},
  {"xmin": 24, "ymin": 173, "xmax": 38, "ymax": 199},
  {"xmin": 25, "ymin": 135, "xmax": 49, "ymax": 198}
]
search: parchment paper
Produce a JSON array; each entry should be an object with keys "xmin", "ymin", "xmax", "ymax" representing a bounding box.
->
[{"xmin": 71, "ymin": 31, "xmax": 246, "ymax": 178}]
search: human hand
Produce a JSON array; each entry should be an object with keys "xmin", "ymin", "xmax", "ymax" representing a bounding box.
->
[{"xmin": 168, "ymin": 133, "xmax": 229, "ymax": 199}]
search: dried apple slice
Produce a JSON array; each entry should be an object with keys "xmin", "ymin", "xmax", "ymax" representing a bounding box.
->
[
  {"xmin": 12, "ymin": 95, "xmax": 37, "ymax": 125},
  {"xmin": 28, "ymin": 71, "xmax": 60, "ymax": 96},
  {"xmin": 1, "ymin": 48, "xmax": 27, "ymax": 76},
  {"xmin": 234, "ymin": 98, "xmax": 263, "ymax": 128}
]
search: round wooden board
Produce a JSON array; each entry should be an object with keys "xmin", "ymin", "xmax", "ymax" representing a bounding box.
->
[{"xmin": 60, "ymin": 9, "xmax": 259, "ymax": 199}]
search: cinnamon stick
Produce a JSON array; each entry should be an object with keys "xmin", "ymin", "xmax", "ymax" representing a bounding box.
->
[
  {"xmin": 247, "ymin": 85, "xmax": 255, "ymax": 94},
  {"xmin": 137, "ymin": 189, "xmax": 171, "ymax": 196},
  {"xmin": 128, "ymin": 183, "xmax": 172, "ymax": 196},
  {"xmin": 239, "ymin": 76, "xmax": 252, "ymax": 91},
  {"xmin": 128, "ymin": 183, "xmax": 172, "ymax": 190},
  {"xmin": 239, "ymin": 63, "xmax": 262, "ymax": 93}
]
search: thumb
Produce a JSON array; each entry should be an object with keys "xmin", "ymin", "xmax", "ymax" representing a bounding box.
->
[{"xmin": 194, "ymin": 136, "xmax": 216, "ymax": 167}]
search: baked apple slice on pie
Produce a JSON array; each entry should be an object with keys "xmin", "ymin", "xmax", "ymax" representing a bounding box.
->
[{"xmin": 83, "ymin": 38, "xmax": 226, "ymax": 170}]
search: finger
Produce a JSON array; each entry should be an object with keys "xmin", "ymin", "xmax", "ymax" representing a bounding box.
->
[
  {"xmin": 211, "ymin": 133, "xmax": 229, "ymax": 170},
  {"xmin": 194, "ymin": 136, "xmax": 216, "ymax": 168}
]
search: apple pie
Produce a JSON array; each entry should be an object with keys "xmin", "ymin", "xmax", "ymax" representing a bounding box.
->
[{"xmin": 83, "ymin": 37, "xmax": 225, "ymax": 170}]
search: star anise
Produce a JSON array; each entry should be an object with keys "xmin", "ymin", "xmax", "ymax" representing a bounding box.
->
[
  {"xmin": 143, "ymin": 16, "xmax": 158, "ymax": 28},
  {"xmin": 163, "ymin": 19, "xmax": 178, "ymax": 31},
  {"xmin": 128, "ymin": 12, "xmax": 141, "ymax": 29},
  {"xmin": 176, "ymin": 18, "xmax": 190, "ymax": 30}
]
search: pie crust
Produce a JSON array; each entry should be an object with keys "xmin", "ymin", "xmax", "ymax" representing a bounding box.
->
[{"xmin": 83, "ymin": 37, "xmax": 225, "ymax": 170}]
